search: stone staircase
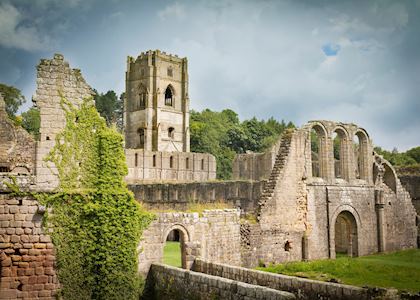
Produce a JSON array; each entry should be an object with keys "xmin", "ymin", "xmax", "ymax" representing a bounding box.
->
[{"xmin": 257, "ymin": 130, "xmax": 294, "ymax": 219}]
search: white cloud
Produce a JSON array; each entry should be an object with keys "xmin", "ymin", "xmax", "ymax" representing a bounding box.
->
[
  {"xmin": 0, "ymin": 2, "xmax": 52, "ymax": 51},
  {"xmin": 158, "ymin": 2, "xmax": 186, "ymax": 21}
]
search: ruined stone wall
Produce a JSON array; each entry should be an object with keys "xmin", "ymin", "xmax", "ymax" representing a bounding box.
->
[
  {"xmin": 125, "ymin": 149, "xmax": 216, "ymax": 182},
  {"xmin": 0, "ymin": 95, "xmax": 36, "ymax": 175},
  {"xmin": 0, "ymin": 194, "xmax": 59, "ymax": 300},
  {"xmin": 129, "ymin": 180, "xmax": 262, "ymax": 213},
  {"xmin": 143, "ymin": 263, "xmax": 295, "ymax": 300},
  {"xmin": 232, "ymin": 141, "xmax": 280, "ymax": 181},
  {"xmin": 33, "ymin": 54, "xmax": 93, "ymax": 189},
  {"xmin": 398, "ymin": 174, "xmax": 420, "ymax": 213},
  {"xmin": 382, "ymin": 182, "xmax": 418, "ymax": 251},
  {"xmin": 137, "ymin": 210, "xmax": 241, "ymax": 274},
  {"xmin": 306, "ymin": 185, "xmax": 379, "ymax": 260}
]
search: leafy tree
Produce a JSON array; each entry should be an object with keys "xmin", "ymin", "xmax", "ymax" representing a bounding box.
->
[
  {"xmin": 406, "ymin": 147, "xmax": 420, "ymax": 164},
  {"xmin": 0, "ymin": 83, "xmax": 25, "ymax": 118},
  {"xmin": 374, "ymin": 146, "xmax": 417, "ymax": 167},
  {"xmin": 94, "ymin": 90, "xmax": 123, "ymax": 130},
  {"xmin": 190, "ymin": 108, "xmax": 294, "ymax": 179},
  {"xmin": 21, "ymin": 107, "xmax": 40, "ymax": 140}
]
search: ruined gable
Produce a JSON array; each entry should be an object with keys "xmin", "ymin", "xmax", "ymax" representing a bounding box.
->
[{"xmin": 33, "ymin": 54, "xmax": 94, "ymax": 189}]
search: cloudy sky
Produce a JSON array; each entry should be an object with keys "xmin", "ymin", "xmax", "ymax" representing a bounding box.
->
[{"xmin": 0, "ymin": 0, "xmax": 419, "ymax": 150}]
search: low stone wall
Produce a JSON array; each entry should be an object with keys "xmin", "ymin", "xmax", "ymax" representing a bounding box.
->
[
  {"xmin": 0, "ymin": 194, "xmax": 59, "ymax": 300},
  {"xmin": 192, "ymin": 259, "xmax": 400, "ymax": 300},
  {"xmin": 142, "ymin": 263, "xmax": 296, "ymax": 300},
  {"xmin": 129, "ymin": 180, "xmax": 263, "ymax": 213}
]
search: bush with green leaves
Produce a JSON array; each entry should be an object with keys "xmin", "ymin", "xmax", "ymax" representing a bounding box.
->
[{"xmin": 43, "ymin": 97, "xmax": 154, "ymax": 299}]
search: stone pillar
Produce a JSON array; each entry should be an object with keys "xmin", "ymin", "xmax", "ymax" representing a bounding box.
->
[{"xmin": 375, "ymin": 189, "xmax": 386, "ymax": 252}]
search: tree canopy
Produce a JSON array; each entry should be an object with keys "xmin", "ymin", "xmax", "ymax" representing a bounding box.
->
[
  {"xmin": 0, "ymin": 83, "xmax": 26, "ymax": 118},
  {"xmin": 190, "ymin": 109, "xmax": 294, "ymax": 179},
  {"xmin": 94, "ymin": 90, "xmax": 123, "ymax": 131}
]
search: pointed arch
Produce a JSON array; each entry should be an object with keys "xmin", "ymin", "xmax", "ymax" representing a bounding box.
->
[{"xmin": 165, "ymin": 85, "xmax": 175, "ymax": 106}]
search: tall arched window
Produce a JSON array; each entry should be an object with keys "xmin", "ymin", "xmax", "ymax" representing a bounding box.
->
[
  {"xmin": 138, "ymin": 128, "xmax": 145, "ymax": 149},
  {"xmin": 138, "ymin": 84, "xmax": 147, "ymax": 110},
  {"xmin": 354, "ymin": 131, "xmax": 369, "ymax": 180},
  {"xmin": 165, "ymin": 86, "xmax": 174, "ymax": 106},
  {"xmin": 310, "ymin": 124, "xmax": 327, "ymax": 179},
  {"xmin": 333, "ymin": 128, "xmax": 347, "ymax": 179}
]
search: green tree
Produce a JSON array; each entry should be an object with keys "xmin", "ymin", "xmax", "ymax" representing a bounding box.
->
[
  {"xmin": 406, "ymin": 147, "xmax": 420, "ymax": 163},
  {"xmin": 21, "ymin": 107, "xmax": 40, "ymax": 139},
  {"xmin": 0, "ymin": 83, "xmax": 25, "ymax": 118},
  {"xmin": 190, "ymin": 108, "xmax": 294, "ymax": 179},
  {"xmin": 94, "ymin": 90, "xmax": 123, "ymax": 130}
]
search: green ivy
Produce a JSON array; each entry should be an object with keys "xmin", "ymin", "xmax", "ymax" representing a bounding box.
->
[{"xmin": 42, "ymin": 97, "xmax": 154, "ymax": 299}]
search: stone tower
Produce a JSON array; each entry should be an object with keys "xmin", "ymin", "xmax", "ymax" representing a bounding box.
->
[{"xmin": 125, "ymin": 50, "xmax": 190, "ymax": 152}]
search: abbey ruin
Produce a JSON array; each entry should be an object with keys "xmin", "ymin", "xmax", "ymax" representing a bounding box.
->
[{"xmin": 0, "ymin": 51, "xmax": 419, "ymax": 299}]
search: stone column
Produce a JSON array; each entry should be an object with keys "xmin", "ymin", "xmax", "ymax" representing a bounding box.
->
[{"xmin": 375, "ymin": 189, "xmax": 386, "ymax": 252}]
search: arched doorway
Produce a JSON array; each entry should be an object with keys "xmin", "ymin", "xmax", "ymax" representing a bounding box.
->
[
  {"xmin": 163, "ymin": 227, "xmax": 188, "ymax": 268},
  {"xmin": 334, "ymin": 211, "xmax": 358, "ymax": 257}
]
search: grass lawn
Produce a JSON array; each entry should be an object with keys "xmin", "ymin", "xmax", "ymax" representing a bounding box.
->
[
  {"xmin": 257, "ymin": 249, "xmax": 420, "ymax": 293},
  {"xmin": 163, "ymin": 241, "xmax": 181, "ymax": 268}
]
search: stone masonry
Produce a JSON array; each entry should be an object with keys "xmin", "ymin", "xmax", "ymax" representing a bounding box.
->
[
  {"xmin": 33, "ymin": 54, "xmax": 94, "ymax": 190},
  {"xmin": 0, "ymin": 194, "xmax": 59, "ymax": 299},
  {"xmin": 138, "ymin": 210, "xmax": 241, "ymax": 274}
]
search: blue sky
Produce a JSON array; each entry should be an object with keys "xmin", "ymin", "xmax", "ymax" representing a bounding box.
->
[{"xmin": 0, "ymin": 0, "xmax": 419, "ymax": 150}]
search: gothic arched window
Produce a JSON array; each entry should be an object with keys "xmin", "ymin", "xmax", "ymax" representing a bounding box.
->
[{"xmin": 165, "ymin": 86, "xmax": 174, "ymax": 106}]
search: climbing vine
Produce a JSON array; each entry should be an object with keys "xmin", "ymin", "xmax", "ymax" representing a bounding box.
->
[{"xmin": 42, "ymin": 97, "xmax": 154, "ymax": 299}]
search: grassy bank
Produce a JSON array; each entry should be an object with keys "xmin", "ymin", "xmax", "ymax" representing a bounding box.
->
[{"xmin": 257, "ymin": 249, "xmax": 420, "ymax": 293}]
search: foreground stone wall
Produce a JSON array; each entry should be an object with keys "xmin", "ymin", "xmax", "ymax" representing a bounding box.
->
[
  {"xmin": 0, "ymin": 194, "xmax": 59, "ymax": 299},
  {"xmin": 125, "ymin": 149, "xmax": 216, "ymax": 182},
  {"xmin": 143, "ymin": 263, "xmax": 295, "ymax": 300},
  {"xmin": 192, "ymin": 259, "xmax": 401, "ymax": 300},
  {"xmin": 138, "ymin": 210, "xmax": 241, "ymax": 274},
  {"xmin": 129, "ymin": 180, "xmax": 263, "ymax": 213}
]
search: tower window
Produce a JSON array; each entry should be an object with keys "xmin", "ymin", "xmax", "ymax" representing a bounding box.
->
[
  {"xmin": 135, "ymin": 153, "xmax": 138, "ymax": 167},
  {"xmin": 167, "ymin": 67, "xmax": 173, "ymax": 77},
  {"xmin": 170, "ymin": 156, "xmax": 174, "ymax": 168},
  {"xmin": 186, "ymin": 157, "xmax": 189, "ymax": 169},
  {"xmin": 153, "ymin": 154, "xmax": 156, "ymax": 167},
  {"xmin": 139, "ymin": 93, "xmax": 146, "ymax": 109},
  {"xmin": 138, "ymin": 128, "xmax": 145, "ymax": 149},
  {"xmin": 168, "ymin": 127, "xmax": 174, "ymax": 138},
  {"xmin": 165, "ymin": 86, "xmax": 173, "ymax": 106},
  {"xmin": 201, "ymin": 159, "xmax": 205, "ymax": 170}
]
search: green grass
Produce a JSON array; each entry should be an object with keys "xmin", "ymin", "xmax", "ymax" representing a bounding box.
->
[
  {"xmin": 257, "ymin": 249, "xmax": 420, "ymax": 293},
  {"xmin": 163, "ymin": 241, "xmax": 182, "ymax": 268}
]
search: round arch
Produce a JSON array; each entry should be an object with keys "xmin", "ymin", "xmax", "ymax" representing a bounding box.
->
[
  {"xmin": 354, "ymin": 128, "xmax": 370, "ymax": 180},
  {"xmin": 162, "ymin": 224, "xmax": 190, "ymax": 244},
  {"xmin": 309, "ymin": 122, "xmax": 328, "ymax": 179},
  {"xmin": 162, "ymin": 224, "xmax": 191, "ymax": 269},
  {"xmin": 331, "ymin": 126, "xmax": 350, "ymax": 180},
  {"xmin": 330, "ymin": 205, "xmax": 361, "ymax": 258}
]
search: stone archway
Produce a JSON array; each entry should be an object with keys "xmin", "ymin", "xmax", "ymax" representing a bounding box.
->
[
  {"xmin": 162, "ymin": 224, "xmax": 190, "ymax": 269},
  {"xmin": 334, "ymin": 211, "xmax": 358, "ymax": 257}
]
